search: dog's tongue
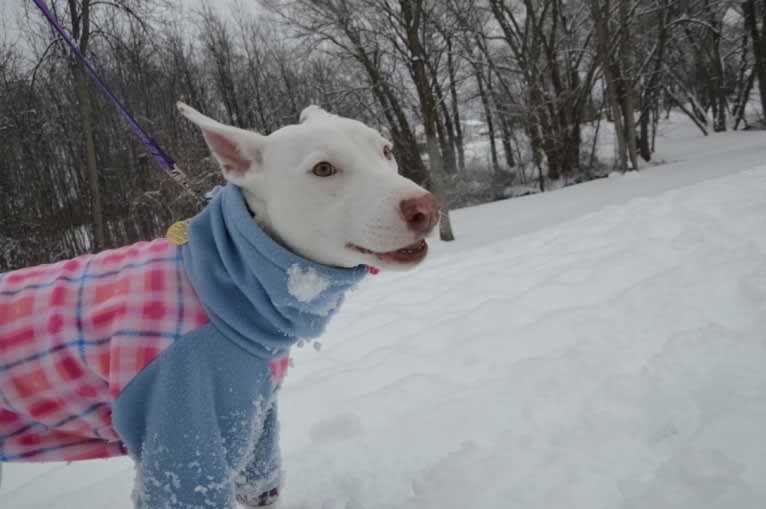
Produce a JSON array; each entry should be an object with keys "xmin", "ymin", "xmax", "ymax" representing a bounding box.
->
[{"xmin": 366, "ymin": 265, "xmax": 380, "ymax": 275}]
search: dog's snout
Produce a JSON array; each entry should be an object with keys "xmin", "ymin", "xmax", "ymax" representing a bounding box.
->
[{"xmin": 400, "ymin": 193, "xmax": 440, "ymax": 234}]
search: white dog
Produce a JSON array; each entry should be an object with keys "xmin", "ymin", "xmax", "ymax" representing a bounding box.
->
[{"xmin": 0, "ymin": 104, "xmax": 439, "ymax": 508}]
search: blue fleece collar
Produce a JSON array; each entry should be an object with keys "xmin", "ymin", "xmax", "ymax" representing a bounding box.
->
[{"xmin": 181, "ymin": 183, "xmax": 367, "ymax": 360}]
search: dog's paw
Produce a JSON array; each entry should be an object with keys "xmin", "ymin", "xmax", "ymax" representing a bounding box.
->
[
  {"xmin": 236, "ymin": 488, "xmax": 280, "ymax": 507},
  {"xmin": 238, "ymin": 500, "xmax": 280, "ymax": 509},
  {"xmin": 239, "ymin": 501, "xmax": 282, "ymax": 509}
]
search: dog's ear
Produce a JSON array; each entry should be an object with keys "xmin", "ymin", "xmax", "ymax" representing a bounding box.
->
[
  {"xmin": 177, "ymin": 102, "xmax": 264, "ymax": 184},
  {"xmin": 299, "ymin": 105, "xmax": 328, "ymax": 124}
]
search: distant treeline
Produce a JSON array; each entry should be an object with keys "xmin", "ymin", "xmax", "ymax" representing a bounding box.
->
[{"xmin": 1, "ymin": 0, "xmax": 764, "ymax": 270}]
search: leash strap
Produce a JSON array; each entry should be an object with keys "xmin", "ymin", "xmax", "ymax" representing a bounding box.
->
[{"xmin": 32, "ymin": 0, "xmax": 205, "ymax": 205}]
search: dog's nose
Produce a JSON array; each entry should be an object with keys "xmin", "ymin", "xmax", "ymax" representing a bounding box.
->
[{"xmin": 400, "ymin": 193, "xmax": 440, "ymax": 234}]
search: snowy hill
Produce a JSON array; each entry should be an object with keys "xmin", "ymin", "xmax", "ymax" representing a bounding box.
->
[{"xmin": 2, "ymin": 121, "xmax": 766, "ymax": 509}]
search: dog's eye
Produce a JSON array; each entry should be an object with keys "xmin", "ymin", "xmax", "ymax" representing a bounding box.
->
[
  {"xmin": 312, "ymin": 162, "xmax": 337, "ymax": 177},
  {"xmin": 383, "ymin": 145, "xmax": 394, "ymax": 161}
]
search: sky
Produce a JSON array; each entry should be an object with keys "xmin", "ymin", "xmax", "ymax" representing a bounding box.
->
[
  {"xmin": 1, "ymin": 0, "xmax": 28, "ymax": 44},
  {"xmin": 0, "ymin": 0, "xmax": 262, "ymax": 63}
]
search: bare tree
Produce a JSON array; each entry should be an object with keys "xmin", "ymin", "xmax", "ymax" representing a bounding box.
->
[
  {"xmin": 3, "ymin": 0, "xmax": 762, "ymax": 270},
  {"xmin": 592, "ymin": 0, "xmax": 633, "ymax": 170},
  {"xmin": 263, "ymin": 0, "xmax": 455, "ymax": 240},
  {"xmin": 745, "ymin": 0, "xmax": 766, "ymax": 123},
  {"xmin": 67, "ymin": 0, "xmax": 105, "ymax": 249}
]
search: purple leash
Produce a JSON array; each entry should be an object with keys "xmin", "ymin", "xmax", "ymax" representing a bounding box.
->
[{"xmin": 32, "ymin": 0, "xmax": 205, "ymax": 205}]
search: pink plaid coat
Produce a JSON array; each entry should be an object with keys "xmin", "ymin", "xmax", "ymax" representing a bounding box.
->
[{"xmin": 0, "ymin": 239, "xmax": 288, "ymax": 462}]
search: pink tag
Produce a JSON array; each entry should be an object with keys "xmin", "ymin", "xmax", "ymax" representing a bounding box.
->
[
  {"xmin": 366, "ymin": 265, "xmax": 380, "ymax": 275},
  {"xmin": 269, "ymin": 356, "xmax": 289, "ymax": 384}
]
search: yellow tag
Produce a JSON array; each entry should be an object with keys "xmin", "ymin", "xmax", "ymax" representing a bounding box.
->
[{"xmin": 166, "ymin": 219, "xmax": 191, "ymax": 245}]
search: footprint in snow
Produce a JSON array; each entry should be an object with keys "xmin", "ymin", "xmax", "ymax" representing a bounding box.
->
[{"xmin": 309, "ymin": 413, "xmax": 364, "ymax": 444}]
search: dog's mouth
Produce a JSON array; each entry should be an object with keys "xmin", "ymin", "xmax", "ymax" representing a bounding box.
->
[{"xmin": 347, "ymin": 239, "xmax": 429, "ymax": 265}]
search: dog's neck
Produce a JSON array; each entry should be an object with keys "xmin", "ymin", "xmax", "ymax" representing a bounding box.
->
[
  {"xmin": 240, "ymin": 186, "xmax": 289, "ymax": 252},
  {"xmin": 181, "ymin": 183, "xmax": 368, "ymax": 360}
]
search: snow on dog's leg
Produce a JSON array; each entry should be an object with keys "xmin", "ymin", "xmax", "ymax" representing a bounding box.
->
[
  {"xmin": 235, "ymin": 404, "xmax": 282, "ymax": 507},
  {"xmin": 113, "ymin": 325, "xmax": 277, "ymax": 509}
]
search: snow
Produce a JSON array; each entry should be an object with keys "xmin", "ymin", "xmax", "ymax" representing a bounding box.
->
[
  {"xmin": 2, "ymin": 118, "xmax": 766, "ymax": 509},
  {"xmin": 287, "ymin": 264, "xmax": 330, "ymax": 303}
]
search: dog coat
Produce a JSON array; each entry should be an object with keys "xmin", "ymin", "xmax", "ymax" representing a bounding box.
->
[{"xmin": 0, "ymin": 183, "xmax": 367, "ymax": 508}]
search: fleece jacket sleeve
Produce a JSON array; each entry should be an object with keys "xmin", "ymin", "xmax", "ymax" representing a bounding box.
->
[
  {"xmin": 234, "ymin": 403, "xmax": 282, "ymax": 506},
  {"xmin": 112, "ymin": 324, "xmax": 278, "ymax": 509}
]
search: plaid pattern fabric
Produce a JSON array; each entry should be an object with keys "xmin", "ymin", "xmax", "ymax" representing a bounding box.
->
[{"xmin": 0, "ymin": 239, "xmax": 288, "ymax": 462}]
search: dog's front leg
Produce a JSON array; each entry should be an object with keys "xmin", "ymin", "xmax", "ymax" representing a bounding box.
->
[
  {"xmin": 234, "ymin": 403, "xmax": 282, "ymax": 507},
  {"xmin": 134, "ymin": 420, "xmax": 237, "ymax": 509},
  {"xmin": 116, "ymin": 369, "xmax": 242, "ymax": 509},
  {"xmin": 112, "ymin": 326, "xmax": 276, "ymax": 509}
]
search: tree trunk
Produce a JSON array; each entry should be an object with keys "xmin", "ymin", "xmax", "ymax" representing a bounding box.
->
[
  {"xmin": 638, "ymin": 0, "xmax": 670, "ymax": 161},
  {"xmin": 639, "ymin": 108, "xmax": 651, "ymax": 161},
  {"xmin": 745, "ymin": 0, "xmax": 766, "ymax": 122},
  {"xmin": 590, "ymin": 0, "xmax": 629, "ymax": 171},
  {"xmin": 588, "ymin": 108, "xmax": 602, "ymax": 174},
  {"xmin": 734, "ymin": 70, "xmax": 756, "ymax": 129},
  {"xmin": 69, "ymin": 0, "xmax": 105, "ymax": 250},
  {"xmin": 527, "ymin": 123, "xmax": 545, "ymax": 191},
  {"xmin": 496, "ymin": 106, "xmax": 516, "ymax": 169},
  {"xmin": 425, "ymin": 53, "xmax": 458, "ymax": 174},
  {"xmin": 481, "ymin": 69, "xmax": 500, "ymax": 174},
  {"xmin": 620, "ymin": 85, "xmax": 640, "ymax": 170},
  {"xmin": 530, "ymin": 81, "xmax": 559, "ymax": 179},
  {"xmin": 619, "ymin": 0, "xmax": 640, "ymax": 169},
  {"xmin": 446, "ymin": 37, "xmax": 465, "ymax": 172},
  {"xmin": 349, "ymin": 35, "xmax": 428, "ymax": 185},
  {"xmin": 732, "ymin": 24, "xmax": 753, "ymax": 128},
  {"xmin": 400, "ymin": 0, "xmax": 455, "ymax": 241},
  {"xmin": 438, "ymin": 204, "xmax": 455, "ymax": 242},
  {"xmin": 73, "ymin": 67, "xmax": 105, "ymax": 250},
  {"xmin": 430, "ymin": 73, "xmax": 458, "ymax": 175},
  {"xmin": 709, "ymin": 15, "xmax": 727, "ymax": 132},
  {"xmin": 664, "ymin": 85, "xmax": 709, "ymax": 135}
]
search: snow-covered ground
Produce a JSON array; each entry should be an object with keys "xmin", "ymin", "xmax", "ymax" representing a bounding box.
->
[{"xmin": 2, "ymin": 118, "xmax": 766, "ymax": 508}]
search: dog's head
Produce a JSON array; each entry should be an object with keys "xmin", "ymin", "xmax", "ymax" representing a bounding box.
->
[{"xmin": 178, "ymin": 102, "xmax": 439, "ymax": 270}]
